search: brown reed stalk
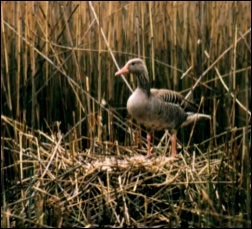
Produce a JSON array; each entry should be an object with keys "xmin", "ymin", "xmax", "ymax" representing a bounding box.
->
[
  {"xmin": 107, "ymin": 2, "xmax": 113, "ymax": 102},
  {"xmin": 185, "ymin": 27, "xmax": 251, "ymax": 101},
  {"xmin": 16, "ymin": 2, "xmax": 21, "ymax": 119},
  {"xmin": 98, "ymin": 2, "xmax": 102, "ymax": 141},
  {"xmin": 149, "ymin": 1, "xmax": 155, "ymax": 81},
  {"xmin": 62, "ymin": 5, "xmax": 85, "ymax": 148},
  {"xmin": 45, "ymin": 2, "xmax": 49, "ymax": 87},
  {"xmin": 86, "ymin": 76, "xmax": 92, "ymax": 150},
  {"xmin": 232, "ymin": 2, "xmax": 238, "ymax": 127},
  {"xmin": 1, "ymin": 2, "xmax": 251, "ymax": 227},
  {"xmin": 141, "ymin": 2, "xmax": 145, "ymax": 60},
  {"xmin": 172, "ymin": 1, "xmax": 177, "ymax": 88},
  {"xmin": 88, "ymin": 1, "xmax": 133, "ymax": 92},
  {"xmin": 22, "ymin": 2, "xmax": 28, "ymax": 125},
  {"xmin": 1, "ymin": 4, "xmax": 12, "ymax": 112},
  {"xmin": 135, "ymin": 11, "xmax": 140, "ymax": 57},
  {"xmin": 30, "ymin": 2, "xmax": 36, "ymax": 132}
]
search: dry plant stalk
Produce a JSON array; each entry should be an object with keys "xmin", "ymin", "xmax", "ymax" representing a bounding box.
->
[
  {"xmin": 1, "ymin": 1, "xmax": 251, "ymax": 228},
  {"xmin": 1, "ymin": 114, "xmax": 251, "ymax": 227}
]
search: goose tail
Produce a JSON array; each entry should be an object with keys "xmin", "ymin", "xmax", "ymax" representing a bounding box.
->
[{"xmin": 181, "ymin": 113, "xmax": 211, "ymax": 127}]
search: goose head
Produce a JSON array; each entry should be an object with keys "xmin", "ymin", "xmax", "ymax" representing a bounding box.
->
[
  {"xmin": 115, "ymin": 58, "xmax": 150, "ymax": 92},
  {"xmin": 115, "ymin": 58, "xmax": 148, "ymax": 77}
]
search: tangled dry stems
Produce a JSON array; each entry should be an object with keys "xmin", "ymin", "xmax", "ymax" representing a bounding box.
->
[{"xmin": 2, "ymin": 115, "xmax": 250, "ymax": 228}]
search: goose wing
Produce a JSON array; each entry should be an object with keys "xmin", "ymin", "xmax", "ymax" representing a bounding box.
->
[{"xmin": 150, "ymin": 88, "xmax": 198, "ymax": 112}]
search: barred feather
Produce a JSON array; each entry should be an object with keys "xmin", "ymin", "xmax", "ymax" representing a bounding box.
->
[
  {"xmin": 151, "ymin": 89, "xmax": 198, "ymax": 112},
  {"xmin": 116, "ymin": 58, "xmax": 211, "ymax": 132}
]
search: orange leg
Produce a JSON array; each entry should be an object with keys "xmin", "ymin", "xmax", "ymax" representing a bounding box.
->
[
  {"xmin": 146, "ymin": 132, "xmax": 152, "ymax": 157},
  {"xmin": 170, "ymin": 133, "xmax": 177, "ymax": 157}
]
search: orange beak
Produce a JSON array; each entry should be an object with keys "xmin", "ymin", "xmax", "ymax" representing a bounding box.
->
[{"xmin": 115, "ymin": 65, "xmax": 129, "ymax": 76}]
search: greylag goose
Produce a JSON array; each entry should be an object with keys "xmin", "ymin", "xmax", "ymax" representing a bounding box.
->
[{"xmin": 115, "ymin": 58, "xmax": 211, "ymax": 157}]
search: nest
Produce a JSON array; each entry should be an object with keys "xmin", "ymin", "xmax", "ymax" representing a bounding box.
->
[{"xmin": 1, "ymin": 115, "xmax": 250, "ymax": 228}]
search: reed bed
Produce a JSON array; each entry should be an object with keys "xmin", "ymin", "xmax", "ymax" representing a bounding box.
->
[
  {"xmin": 1, "ymin": 1, "xmax": 251, "ymax": 228},
  {"xmin": 1, "ymin": 114, "xmax": 250, "ymax": 228}
]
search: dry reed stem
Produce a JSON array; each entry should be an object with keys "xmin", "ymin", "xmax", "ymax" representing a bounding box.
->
[
  {"xmin": 1, "ymin": 5, "xmax": 12, "ymax": 112},
  {"xmin": 2, "ymin": 19, "xmax": 135, "ymax": 143},
  {"xmin": 1, "ymin": 2, "xmax": 251, "ymax": 227},
  {"xmin": 88, "ymin": 1, "xmax": 133, "ymax": 93},
  {"xmin": 184, "ymin": 27, "xmax": 251, "ymax": 100},
  {"xmin": 204, "ymin": 50, "xmax": 251, "ymax": 117},
  {"xmin": 1, "ymin": 121, "xmax": 250, "ymax": 227}
]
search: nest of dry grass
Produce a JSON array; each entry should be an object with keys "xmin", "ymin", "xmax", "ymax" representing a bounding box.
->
[
  {"xmin": 2, "ymin": 115, "xmax": 250, "ymax": 228},
  {"xmin": 1, "ymin": 2, "xmax": 251, "ymax": 228}
]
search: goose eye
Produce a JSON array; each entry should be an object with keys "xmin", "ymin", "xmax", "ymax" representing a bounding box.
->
[{"xmin": 131, "ymin": 62, "xmax": 135, "ymax": 66}]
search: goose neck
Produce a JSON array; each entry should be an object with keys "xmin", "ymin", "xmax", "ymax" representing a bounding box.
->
[{"xmin": 137, "ymin": 72, "xmax": 150, "ymax": 95}]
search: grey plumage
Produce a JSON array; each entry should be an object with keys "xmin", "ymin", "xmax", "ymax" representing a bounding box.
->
[
  {"xmin": 115, "ymin": 58, "xmax": 211, "ymax": 157},
  {"xmin": 127, "ymin": 88, "xmax": 188, "ymax": 131}
]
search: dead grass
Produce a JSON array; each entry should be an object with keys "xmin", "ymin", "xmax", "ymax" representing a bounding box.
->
[
  {"xmin": 1, "ymin": 114, "xmax": 251, "ymax": 227},
  {"xmin": 1, "ymin": 1, "xmax": 251, "ymax": 228}
]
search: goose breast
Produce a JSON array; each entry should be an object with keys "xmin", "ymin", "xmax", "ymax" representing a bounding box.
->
[{"xmin": 127, "ymin": 88, "xmax": 187, "ymax": 131}]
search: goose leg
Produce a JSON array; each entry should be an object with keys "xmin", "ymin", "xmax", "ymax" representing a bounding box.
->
[
  {"xmin": 146, "ymin": 132, "xmax": 152, "ymax": 157},
  {"xmin": 170, "ymin": 132, "xmax": 177, "ymax": 157}
]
